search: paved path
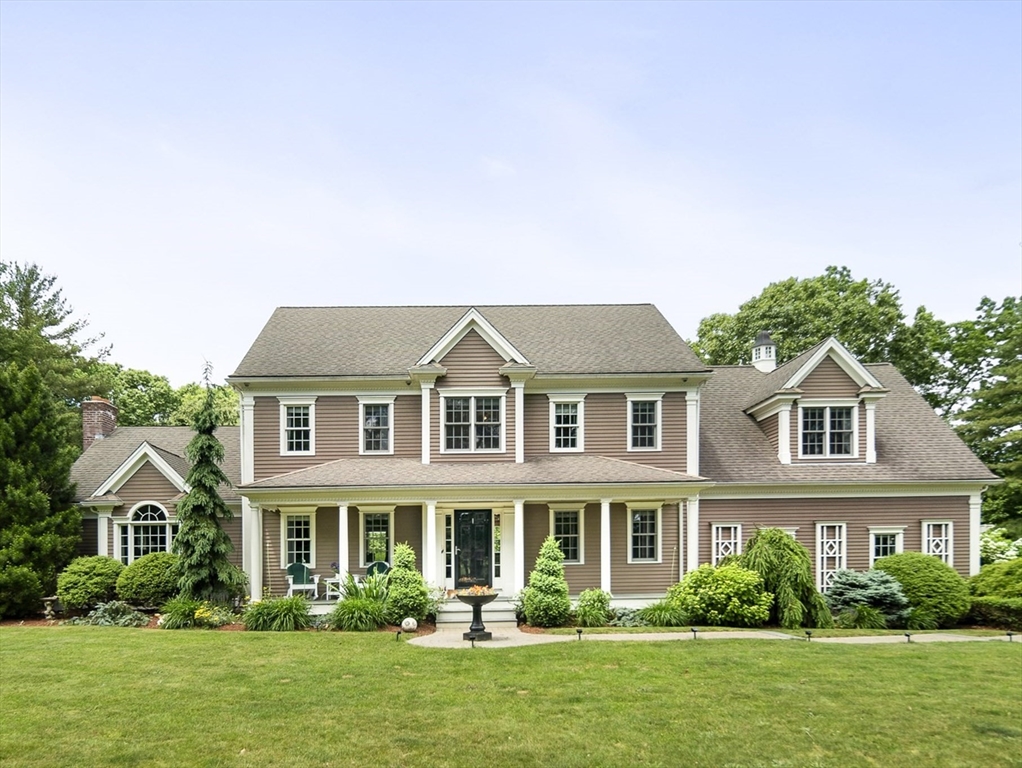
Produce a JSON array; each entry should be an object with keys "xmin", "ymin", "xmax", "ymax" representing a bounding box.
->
[{"xmin": 409, "ymin": 625, "xmax": 1014, "ymax": 649}]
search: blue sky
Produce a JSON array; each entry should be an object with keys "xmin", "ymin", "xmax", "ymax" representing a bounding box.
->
[{"xmin": 2, "ymin": 1, "xmax": 1019, "ymax": 386}]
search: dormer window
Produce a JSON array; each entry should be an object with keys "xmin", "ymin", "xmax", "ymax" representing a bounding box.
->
[
  {"xmin": 799, "ymin": 403, "xmax": 857, "ymax": 458},
  {"xmin": 440, "ymin": 391, "xmax": 505, "ymax": 453}
]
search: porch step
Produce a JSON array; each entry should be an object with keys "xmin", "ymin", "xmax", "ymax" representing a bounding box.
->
[{"xmin": 435, "ymin": 597, "xmax": 518, "ymax": 626}]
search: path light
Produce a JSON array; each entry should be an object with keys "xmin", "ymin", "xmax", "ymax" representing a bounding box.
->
[
  {"xmin": 805, "ymin": 631, "xmax": 812, "ymax": 642},
  {"xmin": 691, "ymin": 627, "xmax": 699, "ymax": 640},
  {"xmin": 904, "ymin": 633, "xmax": 912, "ymax": 643},
  {"xmin": 395, "ymin": 630, "xmax": 402, "ymax": 642},
  {"xmin": 576, "ymin": 628, "xmax": 583, "ymax": 641},
  {"xmin": 1008, "ymin": 632, "xmax": 1014, "ymax": 642},
  {"xmin": 468, "ymin": 633, "xmax": 477, "ymax": 649}
]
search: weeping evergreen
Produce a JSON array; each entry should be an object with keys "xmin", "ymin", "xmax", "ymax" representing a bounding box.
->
[
  {"xmin": 739, "ymin": 528, "xmax": 833, "ymax": 629},
  {"xmin": 172, "ymin": 368, "xmax": 246, "ymax": 601}
]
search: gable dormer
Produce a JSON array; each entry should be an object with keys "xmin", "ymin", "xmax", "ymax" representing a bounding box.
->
[{"xmin": 746, "ymin": 337, "xmax": 888, "ymax": 465}]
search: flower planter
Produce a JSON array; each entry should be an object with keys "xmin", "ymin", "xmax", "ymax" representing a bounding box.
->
[{"xmin": 456, "ymin": 592, "xmax": 498, "ymax": 641}]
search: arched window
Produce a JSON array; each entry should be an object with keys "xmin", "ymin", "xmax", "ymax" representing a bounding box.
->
[{"xmin": 117, "ymin": 503, "xmax": 178, "ymax": 563}]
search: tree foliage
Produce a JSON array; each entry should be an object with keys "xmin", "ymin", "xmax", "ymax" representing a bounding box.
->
[
  {"xmin": 105, "ymin": 367, "xmax": 239, "ymax": 427},
  {"xmin": 172, "ymin": 368, "xmax": 246, "ymax": 601},
  {"xmin": 168, "ymin": 382, "xmax": 239, "ymax": 426},
  {"xmin": 691, "ymin": 266, "xmax": 947, "ymax": 398},
  {"xmin": 0, "ymin": 362, "xmax": 81, "ymax": 613},
  {"xmin": 522, "ymin": 536, "xmax": 571, "ymax": 627}
]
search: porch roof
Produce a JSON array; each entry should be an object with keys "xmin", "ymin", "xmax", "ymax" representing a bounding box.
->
[{"xmin": 242, "ymin": 455, "xmax": 704, "ymax": 492}]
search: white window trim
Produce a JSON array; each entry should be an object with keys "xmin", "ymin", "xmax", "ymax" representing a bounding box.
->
[
  {"xmin": 548, "ymin": 395, "xmax": 586, "ymax": 453},
  {"xmin": 626, "ymin": 392, "xmax": 664, "ymax": 453},
  {"xmin": 549, "ymin": 504, "xmax": 585, "ymax": 565},
  {"xmin": 815, "ymin": 522, "xmax": 847, "ymax": 591},
  {"xmin": 278, "ymin": 397, "xmax": 317, "ymax": 456},
  {"xmin": 779, "ymin": 526, "xmax": 800, "ymax": 539},
  {"xmin": 115, "ymin": 501, "xmax": 176, "ymax": 564},
  {"xmin": 797, "ymin": 400, "xmax": 859, "ymax": 460},
  {"xmin": 922, "ymin": 520, "xmax": 954, "ymax": 566},
  {"xmin": 711, "ymin": 523, "xmax": 742, "ymax": 565},
  {"xmin": 626, "ymin": 503, "xmax": 663, "ymax": 564},
  {"xmin": 868, "ymin": 525, "xmax": 905, "ymax": 566},
  {"xmin": 279, "ymin": 510, "xmax": 317, "ymax": 569},
  {"xmin": 438, "ymin": 389, "xmax": 507, "ymax": 454},
  {"xmin": 358, "ymin": 396, "xmax": 396, "ymax": 456},
  {"xmin": 358, "ymin": 506, "xmax": 396, "ymax": 566}
]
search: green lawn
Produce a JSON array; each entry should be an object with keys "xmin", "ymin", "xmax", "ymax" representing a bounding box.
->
[{"xmin": 1, "ymin": 627, "xmax": 1019, "ymax": 768}]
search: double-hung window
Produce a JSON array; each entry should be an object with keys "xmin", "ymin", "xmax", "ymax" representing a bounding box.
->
[
  {"xmin": 441, "ymin": 392, "xmax": 504, "ymax": 452},
  {"xmin": 549, "ymin": 506, "xmax": 584, "ymax": 564},
  {"xmin": 279, "ymin": 512, "xmax": 316, "ymax": 568},
  {"xmin": 923, "ymin": 521, "xmax": 952, "ymax": 565},
  {"xmin": 712, "ymin": 524, "xmax": 742, "ymax": 565},
  {"xmin": 279, "ymin": 397, "xmax": 316, "ymax": 455},
  {"xmin": 359, "ymin": 396, "xmax": 395, "ymax": 455},
  {"xmin": 799, "ymin": 403, "xmax": 856, "ymax": 458},
  {"xmin": 360, "ymin": 508, "xmax": 394, "ymax": 566},
  {"xmin": 816, "ymin": 523, "xmax": 846, "ymax": 591},
  {"xmin": 627, "ymin": 506, "xmax": 661, "ymax": 563},
  {"xmin": 549, "ymin": 395, "xmax": 585, "ymax": 452},
  {"xmin": 869, "ymin": 526, "xmax": 904, "ymax": 566},
  {"xmin": 627, "ymin": 393, "xmax": 664, "ymax": 452}
]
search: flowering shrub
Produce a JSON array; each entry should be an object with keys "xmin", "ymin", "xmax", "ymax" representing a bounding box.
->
[
  {"xmin": 980, "ymin": 528, "xmax": 1022, "ymax": 565},
  {"xmin": 159, "ymin": 596, "xmax": 235, "ymax": 629},
  {"xmin": 666, "ymin": 564, "xmax": 772, "ymax": 627}
]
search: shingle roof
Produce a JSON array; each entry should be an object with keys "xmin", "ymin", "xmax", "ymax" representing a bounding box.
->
[
  {"xmin": 742, "ymin": 341, "xmax": 825, "ymax": 409},
  {"xmin": 244, "ymin": 455, "xmax": 703, "ymax": 491},
  {"xmin": 231, "ymin": 304, "xmax": 710, "ymax": 378},
  {"xmin": 71, "ymin": 426, "xmax": 242, "ymax": 502},
  {"xmin": 700, "ymin": 363, "xmax": 995, "ymax": 484}
]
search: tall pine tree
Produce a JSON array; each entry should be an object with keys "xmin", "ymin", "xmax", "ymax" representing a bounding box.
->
[
  {"xmin": 0, "ymin": 362, "xmax": 81, "ymax": 617},
  {"xmin": 172, "ymin": 366, "xmax": 246, "ymax": 601}
]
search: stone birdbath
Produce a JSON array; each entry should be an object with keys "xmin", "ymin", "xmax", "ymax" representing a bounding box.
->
[{"xmin": 456, "ymin": 586, "xmax": 498, "ymax": 641}]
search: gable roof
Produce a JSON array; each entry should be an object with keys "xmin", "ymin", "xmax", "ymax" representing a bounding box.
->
[
  {"xmin": 71, "ymin": 426, "xmax": 241, "ymax": 503},
  {"xmin": 701, "ymin": 363, "xmax": 994, "ymax": 484},
  {"xmin": 231, "ymin": 304, "xmax": 710, "ymax": 379},
  {"xmin": 93, "ymin": 441, "xmax": 189, "ymax": 497}
]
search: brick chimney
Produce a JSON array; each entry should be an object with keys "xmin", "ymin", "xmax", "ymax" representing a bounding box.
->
[{"xmin": 82, "ymin": 397, "xmax": 118, "ymax": 451}]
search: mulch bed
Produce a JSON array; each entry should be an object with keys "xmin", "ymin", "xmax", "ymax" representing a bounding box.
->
[{"xmin": 2, "ymin": 617, "xmax": 439, "ymax": 635}]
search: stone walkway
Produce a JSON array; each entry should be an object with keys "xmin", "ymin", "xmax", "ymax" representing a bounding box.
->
[{"xmin": 408, "ymin": 624, "xmax": 1015, "ymax": 649}]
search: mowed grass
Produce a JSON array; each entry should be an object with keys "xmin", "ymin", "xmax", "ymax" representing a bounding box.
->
[{"xmin": 1, "ymin": 627, "xmax": 1019, "ymax": 768}]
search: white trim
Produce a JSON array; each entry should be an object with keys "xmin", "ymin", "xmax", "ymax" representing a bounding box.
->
[
  {"xmin": 797, "ymin": 402, "xmax": 860, "ymax": 460},
  {"xmin": 686, "ymin": 497, "xmax": 700, "ymax": 572},
  {"xmin": 513, "ymin": 382, "xmax": 525, "ymax": 464},
  {"xmin": 438, "ymin": 390, "xmax": 507, "ymax": 454},
  {"xmin": 513, "ymin": 499, "xmax": 525, "ymax": 593},
  {"xmin": 548, "ymin": 394, "xmax": 586, "ymax": 453},
  {"xmin": 336, "ymin": 503, "xmax": 349, "ymax": 581},
  {"xmin": 864, "ymin": 399, "xmax": 878, "ymax": 464},
  {"xmin": 424, "ymin": 501, "xmax": 437, "ymax": 586},
  {"xmin": 968, "ymin": 493, "xmax": 982, "ymax": 576},
  {"xmin": 114, "ymin": 501, "xmax": 177, "ymax": 565},
  {"xmin": 777, "ymin": 407, "xmax": 792, "ymax": 464},
  {"xmin": 815, "ymin": 522, "xmax": 847, "ymax": 591},
  {"xmin": 93, "ymin": 441, "xmax": 188, "ymax": 497},
  {"xmin": 626, "ymin": 393, "xmax": 664, "ymax": 452},
  {"xmin": 279, "ymin": 511, "xmax": 317, "ymax": 569},
  {"xmin": 548, "ymin": 504, "xmax": 585, "ymax": 564},
  {"xmin": 626, "ymin": 503, "xmax": 662, "ymax": 564},
  {"xmin": 868, "ymin": 526, "xmax": 905, "ymax": 566},
  {"xmin": 701, "ymin": 482, "xmax": 990, "ymax": 499},
  {"xmin": 97, "ymin": 514, "xmax": 110, "ymax": 557},
  {"xmin": 358, "ymin": 506, "xmax": 395, "ymax": 566},
  {"xmin": 240, "ymin": 393, "xmax": 255, "ymax": 485},
  {"xmin": 685, "ymin": 389, "xmax": 700, "ymax": 476},
  {"xmin": 278, "ymin": 397, "xmax": 316, "ymax": 456},
  {"xmin": 778, "ymin": 526, "xmax": 799, "ymax": 538},
  {"xmin": 420, "ymin": 382, "xmax": 433, "ymax": 465},
  {"xmin": 922, "ymin": 519, "xmax": 953, "ymax": 566},
  {"xmin": 357, "ymin": 396, "xmax": 395, "ymax": 456},
  {"xmin": 782, "ymin": 339, "xmax": 884, "ymax": 391},
  {"xmin": 711, "ymin": 523, "xmax": 742, "ymax": 565},
  {"xmin": 418, "ymin": 308, "xmax": 530, "ymax": 366},
  {"xmin": 600, "ymin": 499, "xmax": 612, "ymax": 592},
  {"xmin": 250, "ymin": 504, "xmax": 263, "ymax": 599}
]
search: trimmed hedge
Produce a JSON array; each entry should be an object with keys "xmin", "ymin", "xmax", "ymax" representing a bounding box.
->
[
  {"xmin": 874, "ymin": 552, "xmax": 970, "ymax": 628},
  {"xmin": 117, "ymin": 552, "xmax": 180, "ymax": 607},
  {"xmin": 384, "ymin": 543, "xmax": 431, "ymax": 624},
  {"xmin": 56, "ymin": 556, "xmax": 124, "ymax": 611},
  {"xmin": 522, "ymin": 537, "xmax": 571, "ymax": 627},
  {"xmin": 969, "ymin": 559, "xmax": 1022, "ymax": 599},
  {"xmin": 0, "ymin": 565, "xmax": 44, "ymax": 619},
  {"xmin": 966, "ymin": 596, "xmax": 1022, "ymax": 631},
  {"xmin": 666, "ymin": 563, "xmax": 772, "ymax": 627}
]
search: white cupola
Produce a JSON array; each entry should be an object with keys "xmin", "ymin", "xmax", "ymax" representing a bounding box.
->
[{"xmin": 751, "ymin": 331, "xmax": 777, "ymax": 373}]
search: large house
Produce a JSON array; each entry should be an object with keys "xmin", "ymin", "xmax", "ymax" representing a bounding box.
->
[{"xmin": 72, "ymin": 304, "xmax": 995, "ymax": 605}]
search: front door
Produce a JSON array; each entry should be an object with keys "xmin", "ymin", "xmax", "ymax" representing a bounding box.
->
[{"xmin": 455, "ymin": 510, "xmax": 492, "ymax": 588}]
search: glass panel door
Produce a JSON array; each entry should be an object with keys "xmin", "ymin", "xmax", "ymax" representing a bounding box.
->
[{"xmin": 455, "ymin": 510, "xmax": 492, "ymax": 588}]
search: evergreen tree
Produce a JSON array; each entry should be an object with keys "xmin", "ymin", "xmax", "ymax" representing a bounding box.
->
[
  {"xmin": 0, "ymin": 362, "xmax": 81, "ymax": 616},
  {"xmin": 522, "ymin": 536, "xmax": 571, "ymax": 627},
  {"xmin": 172, "ymin": 367, "xmax": 246, "ymax": 601}
]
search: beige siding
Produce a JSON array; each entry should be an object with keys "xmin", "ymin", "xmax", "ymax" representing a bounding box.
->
[
  {"xmin": 263, "ymin": 507, "xmax": 340, "ymax": 595},
  {"xmin": 522, "ymin": 504, "xmax": 548, "ymax": 582},
  {"xmin": 394, "ymin": 506, "xmax": 424, "ymax": 572},
  {"xmin": 610, "ymin": 503, "xmax": 681, "ymax": 594},
  {"xmin": 761, "ymin": 413, "xmax": 779, "ymax": 455},
  {"xmin": 800, "ymin": 356, "xmax": 860, "ymax": 398},
  {"xmin": 114, "ymin": 461, "xmax": 180, "ymax": 511},
  {"xmin": 221, "ymin": 515, "xmax": 244, "ymax": 569},
  {"xmin": 437, "ymin": 329, "xmax": 507, "ymax": 387},
  {"xmin": 520, "ymin": 503, "xmax": 601, "ymax": 595},
  {"xmin": 523, "ymin": 391, "xmax": 687, "ymax": 472},
  {"xmin": 699, "ymin": 496, "xmax": 971, "ymax": 577},
  {"xmin": 253, "ymin": 396, "xmax": 358, "ymax": 480},
  {"xmin": 393, "ymin": 395, "xmax": 421, "ymax": 458}
]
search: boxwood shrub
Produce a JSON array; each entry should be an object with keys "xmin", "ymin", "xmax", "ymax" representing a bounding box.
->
[
  {"xmin": 522, "ymin": 537, "xmax": 571, "ymax": 627},
  {"xmin": 117, "ymin": 552, "xmax": 180, "ymax": 607},
  {"xmin": 874, "ymin": 552, "xmax": 970, "ymax": 628},
  {"xmin": 57, "ymin": 556, "xmax": 124, "ymax": 611},
  {"xmin": 969, "ymin": 559, "xmax": 1022, "ymax": 599},
  {"xmin": 384, "ymin": 543, "xmax": 431, "ymax": 624},
  {"xmin": 666, "ymin": 563, "xmax": 772, "ymax": 627}
]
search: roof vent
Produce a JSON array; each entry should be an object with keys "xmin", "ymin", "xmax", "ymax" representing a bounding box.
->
[{"xmin": 751, "ymin": 331, "xmax": 777, "ymax": 373}]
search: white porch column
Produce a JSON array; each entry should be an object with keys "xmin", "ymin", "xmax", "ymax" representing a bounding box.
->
[
  {"xmin": 420, "ymin": 382, "xmax": 433, "ymax": 464},
  {"xmin": 513, "ymin": 499, "xmax": 525, "ymax": 592},
  {"xmin": 685, "ymin": 389, "xmax": 700, "ymax": 477},
  {"xmin": 864, "ymin": 400, "xmax": 878, "ymax": 464},
  {"xmin": 249, "ymin": 503, "xmax": 264, "ymax": 599},
  {"xmin": 240, "ymin": 498, "xmax": 254, "ymax": 574},
  {"xmin": 513, "ymin": 381, "xmax": 525, "ymax": 464},
  {"xmin": 337, "ymin": 503, "xmax": 349, "ymax": 580},
  {"xmin": 777, "ymin": 407, "xmax": 792, "ymax": 464},
  {"xmin": 969, "ymin": 492, "xmax": 982, "ymax": 576},
  {"xmin": 600, "ymin": 499, "xmax": 612, "ymax": 593},
  {"xmin": 686, "ymin": 496, "xmax": 700, "ymax": 573},
  {"xmin": 424, "ymin": 501, "xmax": 438, "ymax": 586},
  {"xmin": 677, "ymin": 501, "xmax": 685, "ymax": 579},
  {"xmin": 96, "ymin": 513, "xmax": 111, "ymax": 558}
]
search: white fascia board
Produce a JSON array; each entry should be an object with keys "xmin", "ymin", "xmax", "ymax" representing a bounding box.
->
[
  {"xmin": 417, "ymin": 308, "xmax": 530, "ymax": 366},
  {"xmin": 93, "ymin": 442, "xmax": 189, "ymax": 497},
  {"xmin": 746, "ymin": 393, "xmax": 799, "ymax": 421},
  {"xmin": 701, "ymin": 481, "xmax": 992, "ymax": 499},
  {"xmin": 782, "ymin": 338, "xmax": 883, "ymax": 391}
]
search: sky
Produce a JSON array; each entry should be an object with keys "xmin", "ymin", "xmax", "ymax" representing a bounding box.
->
[{"xmin": 1, "ymin": 1, "xmax": 1020, "ymax": 387}]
